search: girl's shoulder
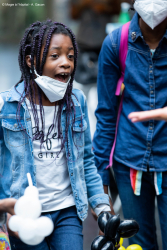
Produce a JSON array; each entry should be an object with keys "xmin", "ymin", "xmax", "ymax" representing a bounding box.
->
[
  {"xmin": 0, "ymin": 90, "xmax": 9, "ymax": 112},
  {"xmin": 0, "ymin": 85, "xmax": 18, "ymax": 115},
  {"xmin": 0, "ymin": 95, "xmax": 4, "ymax": 112}
]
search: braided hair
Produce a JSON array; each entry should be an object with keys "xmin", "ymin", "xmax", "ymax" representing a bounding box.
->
[{"xmin": 15, "ymin": 20, "xmax": 78, "ymax": 155}]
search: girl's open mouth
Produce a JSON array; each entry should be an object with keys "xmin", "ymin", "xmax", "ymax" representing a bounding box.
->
[{"xmin": 55, "ymin": 73, "xmax": 70, "ymax": 83}]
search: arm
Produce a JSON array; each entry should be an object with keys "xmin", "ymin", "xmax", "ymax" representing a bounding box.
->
[
  {"xmin": 128, "ymin": 107, "xmax": 167, "ymax": 122},
  {"xmin": 79, "ymin": 93, "xmax": 111, "ymax": 213},
  {"xmin": 0, "ymin": 199, "xmax": 16, "ymax": 216},
  {"xmin": 0, "ymin": 198, "xmax": 16, "ymax": 228},
  {"xmin": 93, "ymin": 32, "xmax": 121, "ymax": 186},
  {"xmin": 0, "ymin": 96, "xmax": 18, "ymax": 235}
]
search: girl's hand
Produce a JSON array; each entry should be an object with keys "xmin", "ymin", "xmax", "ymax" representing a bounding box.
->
[
  {"xmin": 98, "ymin": 197, "xmax": 115, "ymax": 235},
  {"xmin": 0, "ymin": 199, "xmax": 19, "ymax": 238},
  {"xmin": 128, "ymin": 107, "xmax": 167, "ymax": 123},
  {"xmin": 0, "ymin": 198, "xmax": 16, "ymax": 216},
  {"xmin": 91, "ymin": 196, "xmax": 115, "ymax": 221}
]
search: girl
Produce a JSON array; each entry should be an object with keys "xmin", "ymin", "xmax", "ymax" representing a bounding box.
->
[
  {"xmin": 93, "ymin": 0, "xmax": 167, "ymax": 249},
  {"xmin": 0, "ymin": 20, "xmax": 111, "ymax": 250}
]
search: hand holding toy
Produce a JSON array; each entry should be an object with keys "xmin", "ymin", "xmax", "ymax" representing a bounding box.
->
[
  {"xmin": 8, "ymin": 173, "xmax": 54, "ymax": 245},
  {"xmin": 91, "ymin": 212, "xmax": 141, "ymax": 250}
]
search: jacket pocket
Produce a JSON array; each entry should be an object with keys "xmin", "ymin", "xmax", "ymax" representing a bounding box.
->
[
  {"xmin": 2, "ymin": 119, "xmax": 28, "ymax": 147},
  {"xmin": 72, "ymin": 118, "xmax": 87, "ymax": 148}
]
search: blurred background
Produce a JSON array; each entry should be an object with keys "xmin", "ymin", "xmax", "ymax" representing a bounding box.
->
[{"xmin": 0, "ymin": 0, "xmax": 162, "ymax": 249}]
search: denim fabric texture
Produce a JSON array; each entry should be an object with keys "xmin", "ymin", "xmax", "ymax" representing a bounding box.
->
[
  {"xmin": 113, "ymin": 159, "xmax": 167, "ymax": 250},
  {"xmin": 93, "ymin": 12, "xmax": 167, "ymax": 186},
  {"xmin": 9, "ymin": 206, "xmax": 83, "ymax": 250},
  {"xmin": 0, "ymin": 82, "xmax": 109, "ymax": 221}
]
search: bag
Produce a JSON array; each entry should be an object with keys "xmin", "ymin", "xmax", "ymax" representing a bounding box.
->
[{"xmin": 107, "ymin": 21, "xmax": 131, "ymax": 168}]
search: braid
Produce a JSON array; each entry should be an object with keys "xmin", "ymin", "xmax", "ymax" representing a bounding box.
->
[
  {"xmin": 39, "ymin": 25, "xmax": 57, "ymax": 75},
  {"xmin": 30, "ymin": 32, "xmax": 39, "ymax": 78},
  {"xmin": 15, "ymin": 20, "xmax": 79, "ymax": 156},
  {"xmin": 36, "ymin": 25, "xmax": 47, "ymax": 73}
]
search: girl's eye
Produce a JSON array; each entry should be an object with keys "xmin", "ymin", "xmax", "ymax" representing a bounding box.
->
[
  {"xmin": 68, "ymin": 55, "xmax": 74, "ymax": 59},
  {"xmin": 51, "ymin": 54, "xmax": 58, "ymax": 59}
]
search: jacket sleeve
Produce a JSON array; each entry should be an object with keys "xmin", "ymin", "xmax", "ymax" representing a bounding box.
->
[
  {"xmin": 0, "ymin": 94, "xmax": 4, "ymax": 171},
  {"xmin": 93, "ymin": 31, "xmax": 121, "ymax": 186},
  {"xmin": 0, "ymin": 94, "xmax": 5, "ymax": 197},
  {"xmin": 83, "ymin": 95, "xmax": 110, "ymax": 209}
]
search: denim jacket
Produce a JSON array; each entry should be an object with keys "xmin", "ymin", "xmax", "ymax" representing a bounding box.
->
[
  {"xmin": 93, "ymin": 12, "xmax": 167, "ymax": 186},
  {"xmin": 0, "ymin": 82, "xmax": 109, "ymax": 221}
]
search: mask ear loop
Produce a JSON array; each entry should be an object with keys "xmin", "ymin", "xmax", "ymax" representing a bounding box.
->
[
  {"xmin": 28, "ymin": 55, "xmax": 33, "ymax": 74},
  {"xmin": 33, "ymin": 67, "xmax": 40, "ymax": 77},
  {"xmin": 28, "ymin": 55, "xmax": 40, "ymax": 77}
]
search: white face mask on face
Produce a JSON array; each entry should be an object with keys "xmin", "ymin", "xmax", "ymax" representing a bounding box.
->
[
  {"xmin": 134, "ymin": 0, "xmax": 167, "ymax": 30},
  {"xmin": 33, "ymin": 68, "xmax": 71, "ymax": 103}
]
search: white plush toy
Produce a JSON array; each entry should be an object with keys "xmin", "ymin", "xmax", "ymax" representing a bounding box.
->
[{"xmin": 9, "ymin": 173, "xmax": 54, "ymax": 245}]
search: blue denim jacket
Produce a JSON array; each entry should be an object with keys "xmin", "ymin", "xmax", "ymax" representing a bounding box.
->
[
  {"xmin": 0, "ymin": 82, "xmax": 109, "ymax": 221},
  {"xmin": 93, "ymin": 13, "xmax": 167, "ymax": 186}
]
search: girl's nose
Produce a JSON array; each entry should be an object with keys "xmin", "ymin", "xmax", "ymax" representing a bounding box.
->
[{"xmin": 59, "ymin": 57, "xmax": 70, "ymax": 69}]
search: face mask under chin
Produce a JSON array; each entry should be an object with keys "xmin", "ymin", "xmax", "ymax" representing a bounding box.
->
[{"xmin": 33, "ymin": 68, "xmax": 71, "ymax": 103}]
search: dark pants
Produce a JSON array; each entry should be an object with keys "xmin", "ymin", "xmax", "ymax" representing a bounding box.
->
[
  {"xmin": 113, "ymin": 159, "xmax": 167, "ymax": 250},
  {"xmin": 9, "ymin": 206, "xmax": 83, "ymax": 250}
]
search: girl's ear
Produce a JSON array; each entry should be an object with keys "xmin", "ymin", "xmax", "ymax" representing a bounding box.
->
[
  {"xmin": 25, "ymin": 55, "xmax": 36, "ymax": 68},
  {"xmin": 25, "ymin": 55, "xmax": 31, "ymax": 68}
]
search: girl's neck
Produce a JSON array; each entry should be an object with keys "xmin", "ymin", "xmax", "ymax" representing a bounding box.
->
[{"xmin": 139, "ymin": 17, "xmax": 167, "ymax": 49}]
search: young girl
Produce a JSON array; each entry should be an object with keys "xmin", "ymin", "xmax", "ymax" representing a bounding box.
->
[{"xmin": 0, "ymin": 20, "xmax": 111, "ymax": 250}]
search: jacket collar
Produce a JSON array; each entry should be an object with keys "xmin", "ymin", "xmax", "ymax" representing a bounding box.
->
[
  {"xmin": 129, "ymin": 12, "xmax": 167, "ymax": 43},
  {"xmin": 6, "ymin": 82, "xmax": 25, "ymax": 103},
  {"xmin": 129, "ymin": 12, "xmax": 142, "ymax": 43},
  {"xmin": 6, "ymin": 81, "xmax": 80, "ymax": 109}
]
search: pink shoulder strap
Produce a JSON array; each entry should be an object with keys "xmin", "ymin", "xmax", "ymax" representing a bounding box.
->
[
  {"xmin": 116, "ymin": 21, "xmax": 131, "ymax": 96},
  {"xmin": 107, "ymin": 21, "xmax": 130, "ymax": 168}
]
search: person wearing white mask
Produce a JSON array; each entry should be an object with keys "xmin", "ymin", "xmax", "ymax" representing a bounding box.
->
[
  {"xmin": 93, "ymin": 0, "xmax": 167, "ymax": 249},
  {"xmin": 0, "ymin": 20, "xmax": 112, "ymax": 250}
]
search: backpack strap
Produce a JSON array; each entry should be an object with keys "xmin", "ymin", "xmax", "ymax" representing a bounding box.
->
[
  {"xmin": 107, "ymin": 21, "xmax": 130, "ymax": 168},
  {"xmin": 116, "ymin": 21, "xmax": 131, "ymax": 96}
]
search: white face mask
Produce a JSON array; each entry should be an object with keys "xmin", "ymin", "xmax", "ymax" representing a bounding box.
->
[
  {"xmin": 134, "ymin": 0, "xmax": 167, "ymax": 30},
  {"xmin": 33, "ymin": 68, "xmax": 71, "ymax": 103}
]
